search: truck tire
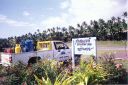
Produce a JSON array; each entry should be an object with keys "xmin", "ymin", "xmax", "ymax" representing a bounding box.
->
[{"xmin": 28, "ymin": 57, "xmax": 41, "ymax": 65}]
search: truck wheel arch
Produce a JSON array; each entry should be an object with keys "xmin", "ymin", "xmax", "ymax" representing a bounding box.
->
[{"xmin": 28, "ymin": 57, "xmax": 41, "ymax": 65}]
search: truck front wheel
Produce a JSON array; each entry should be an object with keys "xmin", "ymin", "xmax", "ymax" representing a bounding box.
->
[{"xmin": 28, "ymin": 57, "xmax": 41, "ymax": 65}]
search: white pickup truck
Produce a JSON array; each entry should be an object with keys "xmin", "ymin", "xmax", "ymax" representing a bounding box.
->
[{"xmin": 0, "ymin": 41, "xmax": 72, "ymax": 66}]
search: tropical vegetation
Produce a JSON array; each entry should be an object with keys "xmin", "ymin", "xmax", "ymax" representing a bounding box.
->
[{"xmin": 0, "ymin": 55, "xmax": 127, "ymax": 85}]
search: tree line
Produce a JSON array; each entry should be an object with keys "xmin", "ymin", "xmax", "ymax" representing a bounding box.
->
[{"xmin": 0, "ymin": 12, "xmax": 127, "ymax": 51}]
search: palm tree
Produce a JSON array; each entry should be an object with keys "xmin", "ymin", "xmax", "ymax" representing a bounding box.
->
[
  {"xmin": 98, "ymin": 19, "xmax": 107, "ymax": 40},
  {"xmin": 49, "ymin": 27, "xmax": 56, "ymax": 40},
  {"xmin": 37, "ymin": 29, "xmax": 40, "ymax": 34},
  {"xmin": 68, "ymin": 26, "xmax": 75, "ymax": 39},
  {"xmin": 90, "ymin": 20, "xmax": 100, "ymax": 39},
  {"xmin": 122, "ymin": 11, "xmax": 127, "ymax": 31},
  {"xmin": 107, "ymin": 20, "xmax": 114, "ymax": 40},
  {"xmin": 46, "ymin": 28, "xmax": 51, "ymax": 40},
  {"xmin": 123, "ymin": 12, "xmax": 127, "ymax": 18},
  {"xmin": 81, "ymin": 21, "xmax": 88, "ymax": 37},
  {"xmin": 87, "ymin": 25, "xmax": 92, "ymax": 37}
]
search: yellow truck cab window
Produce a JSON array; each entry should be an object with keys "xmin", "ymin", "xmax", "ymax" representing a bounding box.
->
[{"xmin": 37, "ymin": 41, "xmax": 52, "ymax": 51}]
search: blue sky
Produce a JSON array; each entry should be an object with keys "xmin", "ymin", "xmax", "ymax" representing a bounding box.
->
[{"xmin": 0, "ymin": 0, "xmax": 127, "ymax": 38}]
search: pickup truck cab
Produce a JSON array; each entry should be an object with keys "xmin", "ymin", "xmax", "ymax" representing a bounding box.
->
[{"xmin": 0, "ymin": 41, "xmax": 71, "ymax": 66}]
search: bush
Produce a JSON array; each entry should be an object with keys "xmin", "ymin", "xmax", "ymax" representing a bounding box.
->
[
  {"xmin": 98, "ymin": 54, "xmax": 128, "ymax": 84},
  {"xmin": 70, "ymin": 57, "xmax": 108, "ymax": 85}
]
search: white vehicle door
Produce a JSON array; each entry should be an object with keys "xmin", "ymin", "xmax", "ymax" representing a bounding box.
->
[{"xmin": 53, "ymin": 42, "xmax": 71, "ymax": 61}]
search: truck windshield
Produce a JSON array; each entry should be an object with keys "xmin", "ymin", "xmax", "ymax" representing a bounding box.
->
[{"xmin": 54, "ymin": 42, "xmax": 69, "ymax": 50}]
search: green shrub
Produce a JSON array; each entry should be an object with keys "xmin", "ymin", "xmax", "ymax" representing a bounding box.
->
[
  {"xmin": 6, "ymin": 61, "xmax": 27, "ymax": 85},
  {"xmin": 70, "ymin": 57, "xmax": 108, "ymax": 85}
]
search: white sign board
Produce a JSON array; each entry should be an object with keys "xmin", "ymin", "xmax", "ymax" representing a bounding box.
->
[
  {"xmin": 71, "ymin": 37, "xmax": 97, "ymax": 69},
  {"xmin": 72, "ymin": 37, "xmax": 96, "ymax": 56}
]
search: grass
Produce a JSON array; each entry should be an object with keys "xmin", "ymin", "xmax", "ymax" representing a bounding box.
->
[
  {"xmin": 67, "ymin": 40, "xmax": 128, "ymax": 48},
  {"xmin": 97, "ymin": 50, "xmax": 127, "ymax": 55},
  {"xmin": 97, "ymin": 40, "xmax": 128, "ymax": 47}
]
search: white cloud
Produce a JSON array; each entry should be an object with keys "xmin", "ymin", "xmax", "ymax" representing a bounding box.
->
[
  {"xmin": 41, "ymin": 0, "xmax": 127, "ymax": 29},
  {"xmin": 68, "ymin": 0, "xmax": 127, "ymax": 23},
  {"xmin": 60, "ymin": 0, "xmax": 70, "ymax": 9},
  {"xmin": 126, "ymin": 0, "xmax": 128, "ymax": 10},
  {"xmin": 47, "ymin": 8, "xmax": 54, "ymax": 10},
  {"xmin": 41, "ymin": 16, "xmax": 66, "ymax": 28},
  {"xmin": 0, "ymin": 14, "xmax": 35, "ymax": 27},
  {"xmin": 23, "ymin": 11, "xmax": 30, "ymax": 16}
]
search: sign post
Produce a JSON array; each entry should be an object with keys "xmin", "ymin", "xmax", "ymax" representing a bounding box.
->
[
  {"xmin": 72, "ymin": 39, "xmax": 75, "ymax": 69},
  {"xmin": 72, "ymin": 37, "xmax": 96, "ymax": 69}
]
